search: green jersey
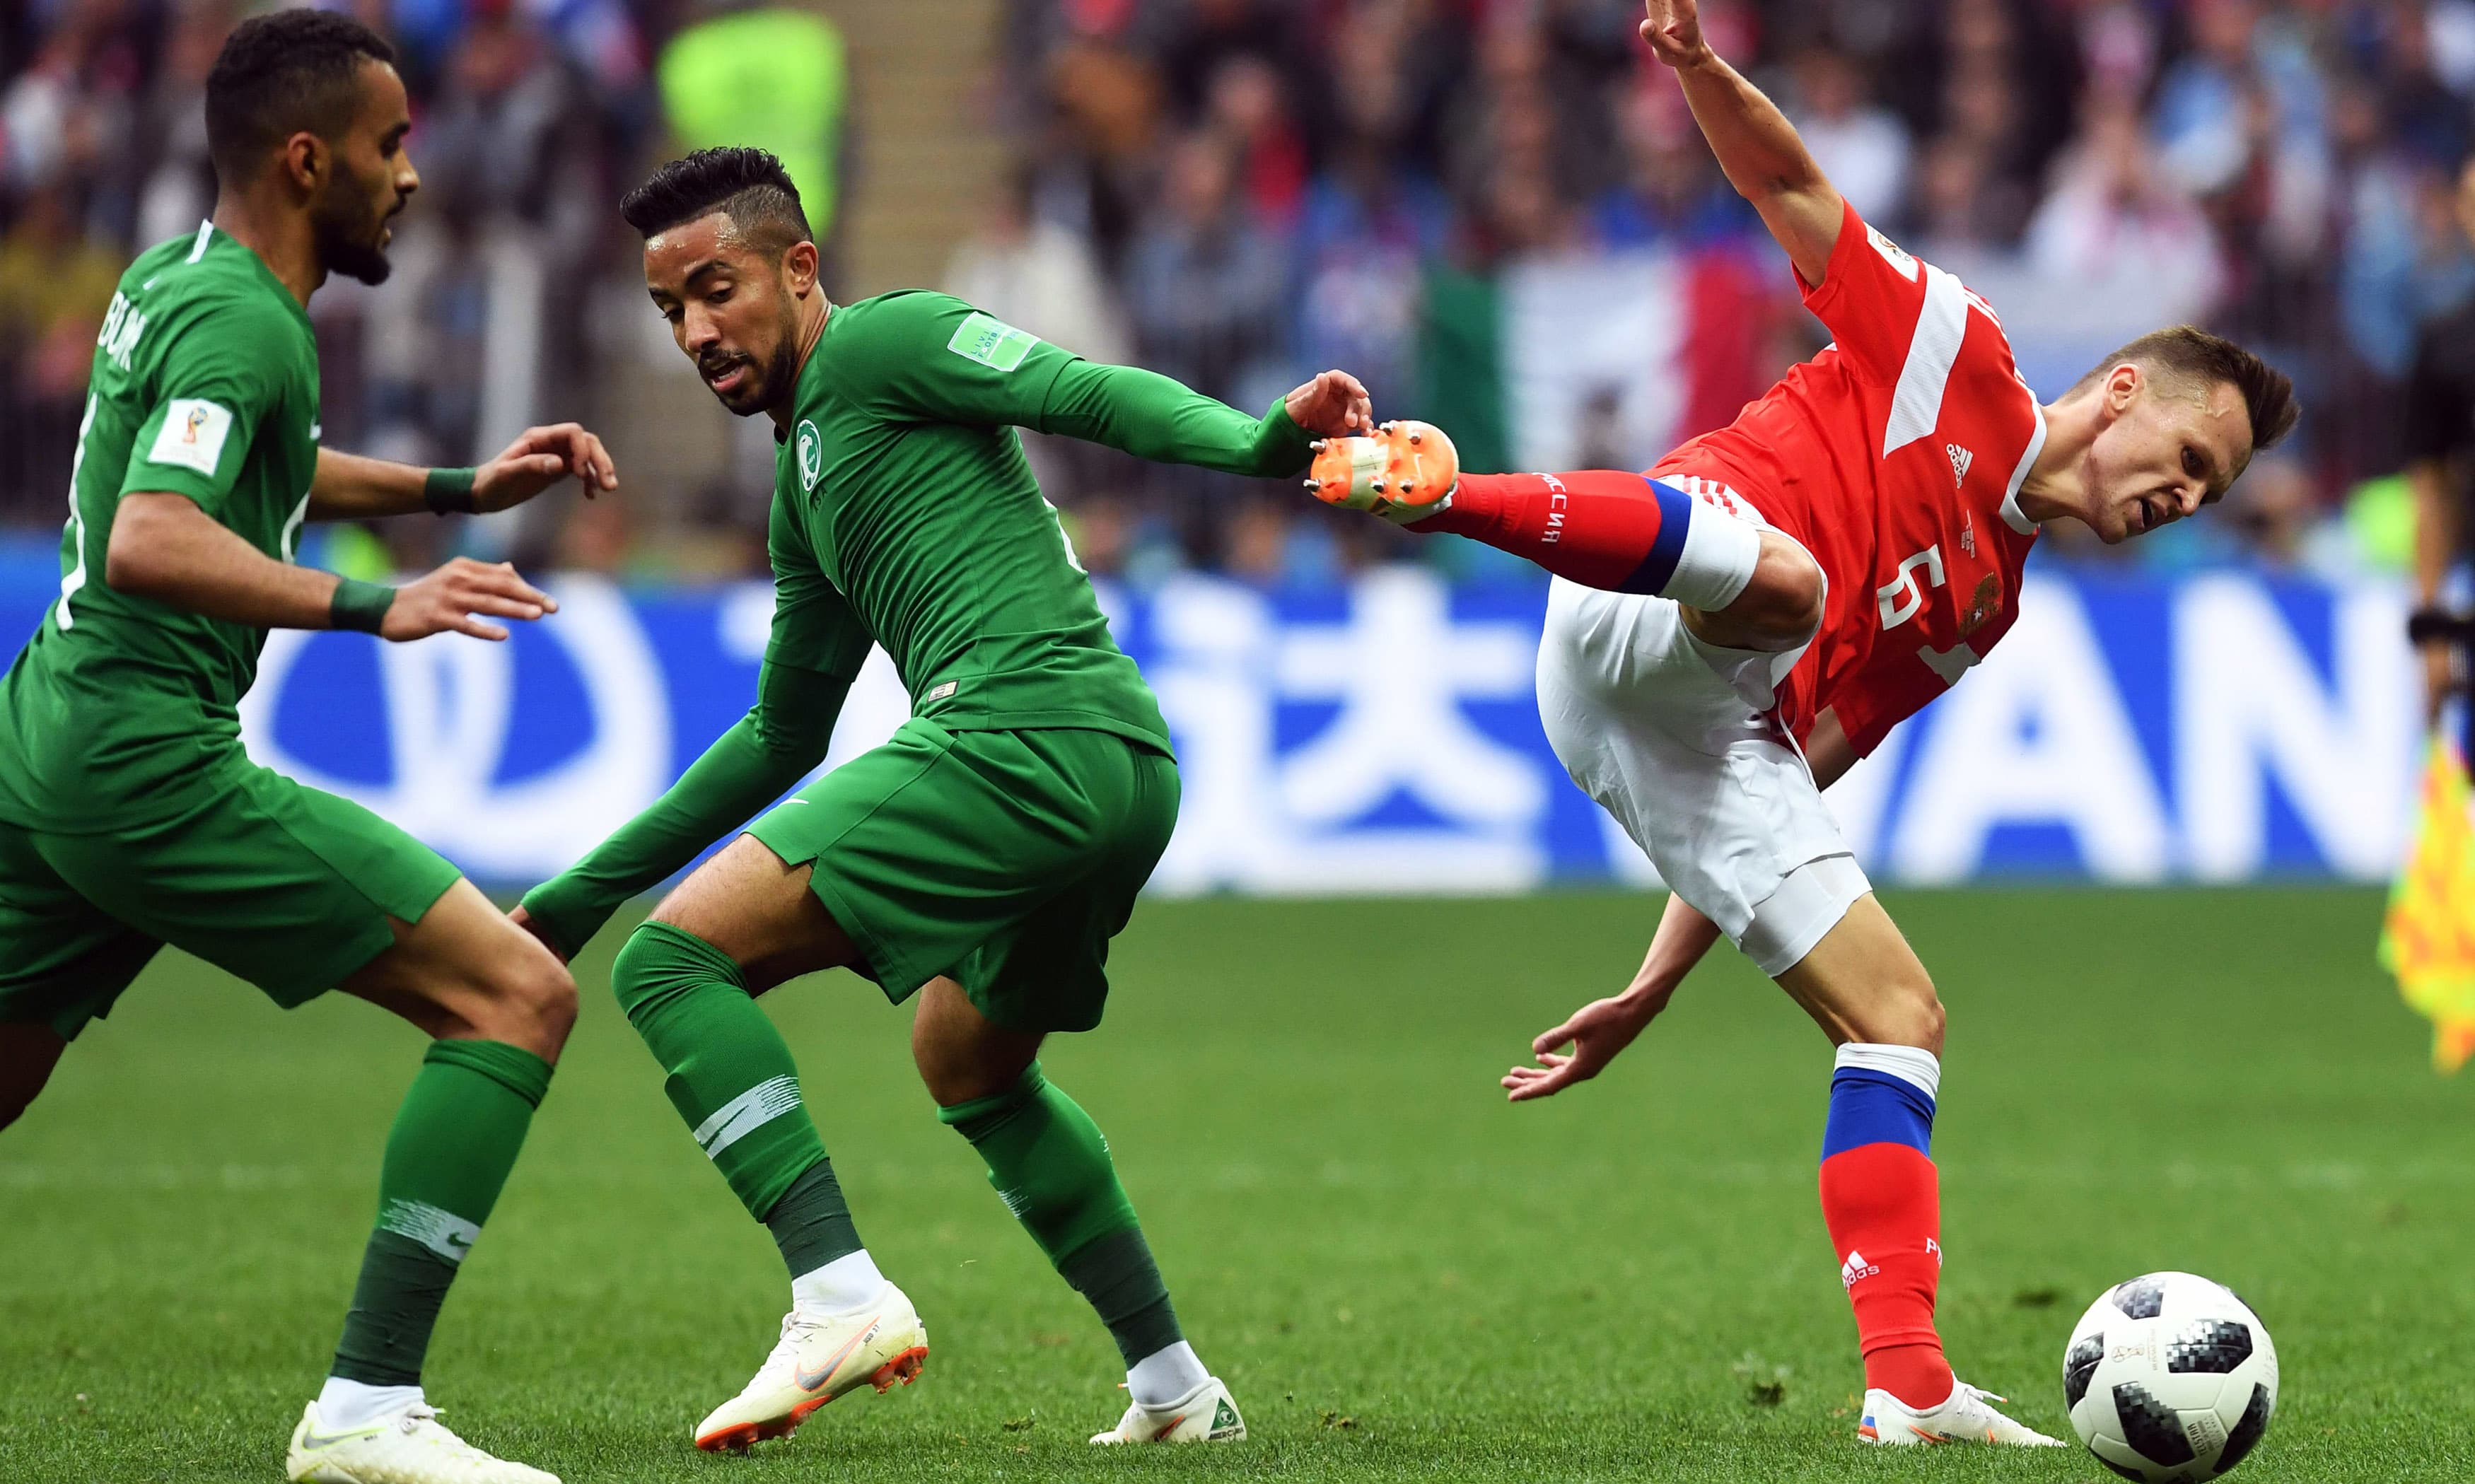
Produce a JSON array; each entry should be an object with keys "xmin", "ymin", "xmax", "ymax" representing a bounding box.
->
[
  {"xmin": 520, "ymin": 290, "xmax": 1312, "ymax": 956},
  {"xmin": 0, "ymin": 221, "xmax": 321, "ymax": 831},
  {"xmin": 764, "ymin": 289, "xmax": 1308, "ymax": 749}
]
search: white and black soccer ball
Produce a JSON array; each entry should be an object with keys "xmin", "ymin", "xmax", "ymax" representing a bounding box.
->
[{"xmin": 2063, "ymin": 1272, "xmax": 2279, "ymax": 1482}]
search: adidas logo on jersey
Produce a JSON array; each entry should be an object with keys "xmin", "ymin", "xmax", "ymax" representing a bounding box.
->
[
  {"xmin": 1946, "ymin": 443, "xmax": 1975, "ymax": 488},
  {"xmin": 1841, "ymin": 1250, "xmax": 1880, "ymax": 1288}
]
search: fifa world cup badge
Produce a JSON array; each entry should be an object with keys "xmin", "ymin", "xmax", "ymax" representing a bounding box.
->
[{"xmin": 796, "ymin": 421, "xmax": 822, "ymax": 492}]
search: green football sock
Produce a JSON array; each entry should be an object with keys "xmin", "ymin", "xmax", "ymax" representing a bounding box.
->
[
  {"xmin": 940, "ymin": 1062, "xmax": 1184, "ymax": 1366},
  {"xmin": 330, "ymin": 1039, "xmax": 552, "ymax": 1386},
  {"xmin": 612, "ymin": 921, "xmax": 860, "ymax": 1272}
]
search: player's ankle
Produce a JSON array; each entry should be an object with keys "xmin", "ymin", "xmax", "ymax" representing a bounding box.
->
[
  {"xmin": 1126, "ymin": 1339, "xmax": 1209, "ymax": 1408},
  {"xmin": 315, "ymin": 1376, "xmax": 425, "ymax": 1430},
  {"xmin": 791, "ymin": 1246, "xmax": 886, "ymax": 1312},
  {"xmin": 1866, "ymin": 1344, "xmax": 1956, "ymax": 1410}
]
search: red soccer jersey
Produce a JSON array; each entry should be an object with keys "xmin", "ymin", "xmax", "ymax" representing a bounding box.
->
[{"xmin": 1650, "ymin": 201, "xmax": 2047, "ymax": 756}]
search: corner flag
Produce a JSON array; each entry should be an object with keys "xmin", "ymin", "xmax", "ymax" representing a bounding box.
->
[{"xmin": 2380, "ymin": 737, "xmax": 2475, "ymax": 1072}]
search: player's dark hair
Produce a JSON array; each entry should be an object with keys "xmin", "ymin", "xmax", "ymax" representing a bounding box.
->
[
  {"xmin": 2076, "ymin": 327, "xmax": 2300, "ymax": 455},
  {"xmin": 620, "ymin": 147, "xmax": 813, "ymax": 257},
  {"xmin": 204, "ymin": 10, "xmax": 397, "ymax": 187}
]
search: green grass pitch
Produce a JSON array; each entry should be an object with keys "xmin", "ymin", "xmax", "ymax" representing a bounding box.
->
[{"xmin": 5, "ymin": 887, "xmax": 2471, "ymax": 1481}]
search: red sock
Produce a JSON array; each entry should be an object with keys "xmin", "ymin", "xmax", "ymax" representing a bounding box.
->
[
  {"xmin": 1409, "ymin": 471, "xmax": 1758, "ymax": 606},
  {"xmin": 1820, "ymin": 1143, "xmax": 1954, "ymax": 1408}
]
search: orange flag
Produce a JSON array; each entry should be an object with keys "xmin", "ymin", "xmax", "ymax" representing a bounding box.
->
[{"xmin": 2380, "ymin": 737, "xmax": 2475, "ymax": 1071}]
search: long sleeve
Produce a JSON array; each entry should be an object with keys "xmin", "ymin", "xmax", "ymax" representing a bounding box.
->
[
  {"xmin": 1031, "ymin": 357, "xmax": 1312, "ymax": 477},
  {"xmin": 830, "ymin": 290, "xmax": 1315, "ymax": 479},
  {"xmin": 517, "ymin": 658, "xmax": 853, "ymax": 958},
  {"xmin": 519, "ymin": 499, "xmax": 873, "ymax": 958}
]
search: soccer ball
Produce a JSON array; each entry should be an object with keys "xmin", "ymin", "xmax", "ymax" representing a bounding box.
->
[{"xmin": 2063, "ymin": 1272, "xmax": 2279, "ymax": 1481}]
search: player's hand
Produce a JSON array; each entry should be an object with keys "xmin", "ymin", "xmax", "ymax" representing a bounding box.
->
[
  {"xmin": 382, "ymin": 557, "xmax": 558, "ymax": 642},
  {"xmin": 1503, "ymin": 991, "xmax": 1667, "ymax": 1102},
  {"xmin": 1283, "ymin": 369, "xmax": 1373, "ymax": 438},
  {"xmin": 507, "ymin": 905, "xmax": 570, "ymax": 965},
  {"xmin": 472, "ymin": 423, "xmax": 619, "ymax": 512},
  {"xmin": 1638, "ymin": 0, "xmax": 1712, "ymax": 69}
]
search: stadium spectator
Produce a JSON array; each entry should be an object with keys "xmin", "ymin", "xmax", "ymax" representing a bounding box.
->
[{"xmin": 18, "ymin": 0, "xmax": 2475, "ymax": 575}]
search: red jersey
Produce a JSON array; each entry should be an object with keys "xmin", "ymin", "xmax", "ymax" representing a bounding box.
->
[{"xmin": 1652, "ymin": 201, "xmax": 2046, "ymax": 756}]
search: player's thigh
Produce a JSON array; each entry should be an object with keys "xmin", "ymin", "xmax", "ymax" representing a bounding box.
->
[
  {"xmin": 1540, "ymin": 622, "xmax": 1853, "ymax": 968},
  {"xmin": 341, "ymin": 877, "xmax": 577, "ymax": 1059},
  {"xmin": 647, "ymin": 833, "xmax": 861, "ymax": 993},
  {"xmin": 947, "ymin": 733, "xmax": 1181, "ymax": 1036},
  {"xmin": 0, "ymin": 817, "xmax": 162, "ymax": 1044},
  {"xmin": 1771, "ymin": 894, "xmax": 1943, "ymax": 1052},
  {"xmin": 38, "ymin": 765, "xmax": 460, "ymax": 1015},
  {"xmin": 0, "ymin": 1022, "xmax": 71, "ymax": 1130},
  {"xmin": 747, "ymin": 720, "xmax": 1132, "ymax": 1006}
]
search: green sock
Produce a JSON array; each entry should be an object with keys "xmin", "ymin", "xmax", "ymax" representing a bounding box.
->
[
  {"xmin": 612, "ymin": 921, "xmax": 861, "ymax": 1273},
  {"xmin": 940, "ymin": 1062, "xmax": 1184, "ymax": 1366},
  {"xmin": 330, "ymin": 1039, "xmax": 552, "ymax": 1386}
]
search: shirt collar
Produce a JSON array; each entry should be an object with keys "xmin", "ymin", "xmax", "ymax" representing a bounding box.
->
[{"xmin": 2000, "ymin": 399, "xmax": 2049, "ymax": 535}]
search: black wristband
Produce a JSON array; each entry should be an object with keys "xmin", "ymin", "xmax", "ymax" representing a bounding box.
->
[
  {"xmin": 2409, "ymin": 606, "xmax": 2470, "ymax": 645},
  {"xmin": 424, "ymin": 466, "xmax": 478, "ymax": 515},
  {"xmin": 330, "ymin": 577, "xmax": 395, "ymax": 633}
]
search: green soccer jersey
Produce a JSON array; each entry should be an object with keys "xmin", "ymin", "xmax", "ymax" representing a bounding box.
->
[
  {"xmin": 0, "ymin": 221, "xmax": 321, "ymax": 830},
  {"xmin": 519, "ymin": 290, "xmax": 1312, "ymax": 956},
  {"xmin": 764, "ymin": 289, "xmax": 1309, "ymax": 749}
]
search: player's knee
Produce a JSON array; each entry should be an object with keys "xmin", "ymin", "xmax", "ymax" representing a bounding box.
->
[
  {"xmin": 469, "ymin": 954, "xmax": 577, "ymax": 1059},
  {"xmin": 1852, "ymin": 972, "xmax": 1943, "ymax": 1054},
  {"xmin": 1725, "ymin": 533, "xmax": 1824, "ymax": 650}
]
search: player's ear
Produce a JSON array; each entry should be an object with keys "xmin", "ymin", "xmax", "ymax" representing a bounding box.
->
[
  {"xmin": 2104, "ymin": 362, "xmax": 2141, "ymax": 418},
  {"xmin": 281, "ymin": 131, "xmax": 327, "ymax": 198},
  {"xmin": 781, "ymin": 238, "xmax": 820, "ymax": 298}
]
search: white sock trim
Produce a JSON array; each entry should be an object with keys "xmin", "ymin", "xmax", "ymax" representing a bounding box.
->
[
  {"xmin": 1126, "ymin": 1340, "xmax": 1210, "ymax": 1408},
  {"xmin": 1835, "ymin": 1042, "xmax": 1940, "ymax": 1102},
  {"xmin": 791, "ymin": 1248, "xmax": 887, "ymax": 1313},
  {"xmin": 314, "ymin": 1378, "xmax": 425, "ymax": 1431},
  {"xmin": 1666, "ymin": 497, "xmax": 1763, "ymax": 611}
]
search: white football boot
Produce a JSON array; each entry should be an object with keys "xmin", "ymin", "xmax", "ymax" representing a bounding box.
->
[
  {"xmin": 286, "ymin": 1400, "xmax": 558, "ymax": 1483},
  {"xmin": 692, "ymin": 1283, "xmax": 928, "ymax": 1451},
  {"xmin": 1858, "ymin": 1379, "xmax": 2065, "ymax": 1446},
  {"xmin": 1088, "ymin": 1374, "xmax": 1247, "ymax": 1444}
]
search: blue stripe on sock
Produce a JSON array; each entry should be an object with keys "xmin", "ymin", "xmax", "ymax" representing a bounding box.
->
[
  {"xmin": 1819, "ymin": 1068, "xmax": 1937, "ymax": 1162},
  {"xmin": 1616, "ymin": 477, "xmax": 1695, "ymax": 595}
]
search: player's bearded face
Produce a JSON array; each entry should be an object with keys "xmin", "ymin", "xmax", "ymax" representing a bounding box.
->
[
  {"xmin": 689, "ymin": 256, "xmax": 800, "ymax": 416},
  {"xmin": 310, "ymin": 64, "xmax": 417, "ymax": 288},
  {"xmin": 313, "ymin": 151, "xmax": 399, "ymax": 286}
]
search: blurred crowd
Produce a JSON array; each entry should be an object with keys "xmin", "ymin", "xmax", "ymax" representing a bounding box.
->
[{"xmin": 5, "ymin": 0, "xmax": 2471, "ymax": 584}]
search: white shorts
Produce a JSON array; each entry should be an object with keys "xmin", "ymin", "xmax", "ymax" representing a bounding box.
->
[{"xmin": 1536, "ymin": 575, "xmax": 1870, "ymax": 978}]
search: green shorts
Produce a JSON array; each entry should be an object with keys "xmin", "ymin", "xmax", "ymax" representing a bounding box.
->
[
  {"xmin": 747, "ymin": 720, "xmax": 1179, "ymax": 1034},
  {"xmin": 0, "ymin": 759, "xmax": 461, "ymax": 1041}
]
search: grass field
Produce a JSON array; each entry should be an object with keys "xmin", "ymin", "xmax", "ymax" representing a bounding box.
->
[{"xmin": 4, "ymin": 887, "xmax": 2471, "ymax": 1482}]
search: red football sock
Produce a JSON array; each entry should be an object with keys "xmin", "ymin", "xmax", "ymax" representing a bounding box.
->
[
  {"xmin": 1409, "ymin": 470, "xmax": 1759, "ymax": 607},
  {"xmin": 1820, "ymin": 1142, "xmax": 1954, "ymax": 1408}
]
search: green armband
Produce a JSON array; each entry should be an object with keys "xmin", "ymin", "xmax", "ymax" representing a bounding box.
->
[
  {"xmin": 330, "ymin": 577, "xmax": 395, "ymax": 634},
  {"xmin": 424, "ymin": 466, "xmax": 478, "ymax": 515}
]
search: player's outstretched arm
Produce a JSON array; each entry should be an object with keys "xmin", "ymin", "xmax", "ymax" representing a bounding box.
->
[
  {"xmin": 308, "ymin": 424, "xmax": 617, "ymax": 521},
  {"xmin": 515, "ymin": 661, "xmax": 851, "ymax": 960},
  {"xmin": 106, "ymin": 491, "xmax": 556, "ymax": 640},
  {"xmin": 1641, "ymin": 0, "xmax": 1841, "ymax": 286},
  {"xmin": 1503, "ymin": 893, "xmax": 1721, "ymax": 1102},
  {"xmin": 1036, "ymin": 360, "xmax": 1370, "ymax": 476}
]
